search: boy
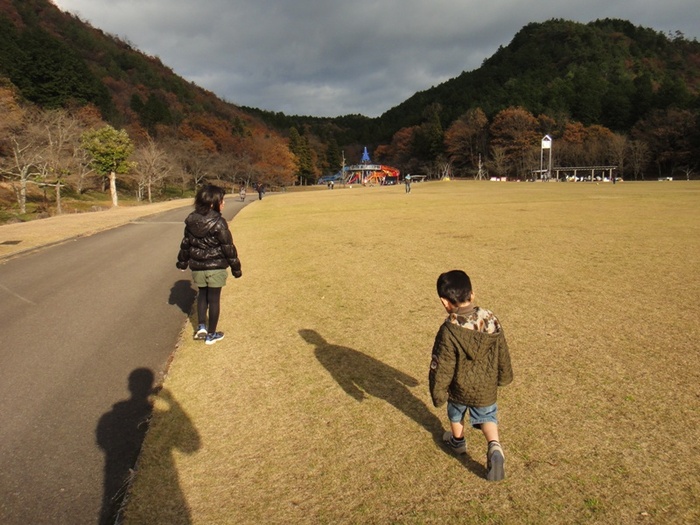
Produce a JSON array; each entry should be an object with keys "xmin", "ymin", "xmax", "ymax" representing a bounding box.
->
[{"xmin": 429, "ymin": 270, "xmax": 513, "ymax": 481}]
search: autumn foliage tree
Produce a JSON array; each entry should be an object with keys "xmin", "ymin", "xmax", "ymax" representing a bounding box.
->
[
  {"xmin": 444, "ymin": 107, "xmax": 488, "ymax": 176},
  {"xmin": 489, "ymin": 107, "xmax": 540, "ymax": 178},
  {"xmin": 631, "ymin": 108, "xmax": 697, "ymax": 177}
]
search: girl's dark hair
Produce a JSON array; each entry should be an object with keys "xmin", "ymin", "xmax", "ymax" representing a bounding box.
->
[
  {"xmin": 437, "ymin": 270, "xmax": 473, "ymax": 305},
  {"xmin": 194, "ymin": 184, "xmax": 225, "ymax": 214}
]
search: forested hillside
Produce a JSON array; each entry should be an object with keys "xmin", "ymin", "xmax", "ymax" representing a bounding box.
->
[
  {"xmin": 0, "ymin": 0, "xmax": 297, "ymax": 221},
  {"xmin": 255, "ymin": 19, "xmax": 700, "ymax": 182},
  {"xmin": 1, "ymin": 1, "xmax": 699, "ymax": 222}
]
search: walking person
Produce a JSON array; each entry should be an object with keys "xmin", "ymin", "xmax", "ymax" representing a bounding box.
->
[
  {"xmin": 404, "ymin": 173, "xmax": 412, "ymax": 193},
  {"xmin": 429, "ymin": 270, "xmax": 513, "ymax": 480},
  {"xmin": 255, "ymin": 182, "xmax": 265, "ymax": 200},
  {"xmin": 176, "ymin": 184, "xmax": 242, "ymax": 345}
]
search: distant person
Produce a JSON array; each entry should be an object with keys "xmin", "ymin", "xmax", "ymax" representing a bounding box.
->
[
  {"xmin": 404, "ymin": 174, "xmax": 412, "ymax": 193},
  {"xmin": 429, "ymin": 270, "xmax": 513, "ymax": 481},
  {"xmin": 239, "ymin": 186, "xmax": 246, "ymax": 201},
  {"xmin": 177, "ymin": 184, "xmax": 242, "ymax": 345},
  {"xmin": 256, "ymin": 182, "xmax": 265, "ymax": 200}
]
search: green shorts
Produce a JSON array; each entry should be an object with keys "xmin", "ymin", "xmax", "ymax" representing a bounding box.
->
[{"xmin": 191, "ymin": 269, "xmax": 228, "ymax": 288}]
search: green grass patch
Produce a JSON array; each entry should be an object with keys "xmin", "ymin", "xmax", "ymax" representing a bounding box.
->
[{"xmin": 123, "ymin": 181, "xmax": 700, "ymax": 524}]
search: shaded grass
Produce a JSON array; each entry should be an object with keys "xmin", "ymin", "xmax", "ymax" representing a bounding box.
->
[{"xmin": 124, "ymin": 181, "xmax": 700, "ymax": 524}]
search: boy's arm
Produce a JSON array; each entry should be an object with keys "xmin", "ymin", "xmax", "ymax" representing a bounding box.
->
[
  {"xmin": 497, "ymin": 331, "xmax": 513, "ymax": 387},
  {"xmin": 428, "ymin": 326, "xmax": 456, "ymax": 407}
]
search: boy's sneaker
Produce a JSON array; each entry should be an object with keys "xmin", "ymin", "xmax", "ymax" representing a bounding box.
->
[
  {"xmin": 194, "ymin": 324, "xmax": 207, "ymax": 340},
  {"xmin": 486, "ymin": 441, "xmax": 505, "ymax": 481},
  {"xmin": 205, "ymin": 331, "xmax": 225, "ymax": 345},
  {"xmin": 442, "ymin": 431, "xmax": 467, "ymax": 454}
]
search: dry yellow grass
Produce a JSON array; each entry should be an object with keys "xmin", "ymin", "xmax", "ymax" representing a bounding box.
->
[
  {"xmin": 123, "ymin": 181, "xmax": 700, "ymax": 524},
  {"xmin": 0, "ymin": 199, "xmax": 192, "ymax": 260}
]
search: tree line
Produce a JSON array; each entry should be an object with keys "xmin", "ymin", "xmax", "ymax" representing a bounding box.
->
[
  {"xmin": 0, "ymin": 82, "xmax": 297, "ymax": 218},
  {"xmin": 369, "ymin": 104, "xmax": 698, "ymax": 181},
  {"xmin": 2, "ymin": 4, "xmax": 699, "ymax": 223},
  {"xmin": 256, "ymin": 19, "xmax": 700, "ymax": 181}
]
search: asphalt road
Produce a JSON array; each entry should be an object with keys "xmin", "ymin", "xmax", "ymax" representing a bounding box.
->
[{"xmin": 0, "ymin": 194, "xmax": 253, "ymax": 524}]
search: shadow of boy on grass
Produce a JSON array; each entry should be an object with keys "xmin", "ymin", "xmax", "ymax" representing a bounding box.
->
[{"xmin": 300, "ymin": 329, "xmax": 483, "ymax": 476}]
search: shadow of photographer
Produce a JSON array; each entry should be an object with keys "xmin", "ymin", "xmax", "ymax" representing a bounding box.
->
[{"xmin": 96, "ymin": 368, "xmax": 201, "ymax": 525}]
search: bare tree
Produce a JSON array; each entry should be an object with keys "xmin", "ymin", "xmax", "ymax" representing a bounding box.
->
[
  {"xmin": 173, "ymin": 141, "xmax": 214, "ymax": 190},
  {"xmin": 134, "ymin": 136, "xmax": 171, "ymax": 202},
  {"xmin": 678, "ymin": 164, "xmax": 696, "ymax": 181},
  {"xmin": 608, "ymin": 133, "xmax": 628, "ymax": 181},
  {"xmin": 487, "ymin": 146, "xmax": 509, "ymax": 179},
  {"xmin": 35, "ymin": 110, "xmax": 83, "ymax": 214},
  {"xmin": 0, "ymin": 109, "xmax": 44, "ymax": 214},
  {"xmin": 629, "ymin": 140, "xmax": 650, "ymax": 181},
  {"xmin": 72, "ymin": 145, "xmax": 95, "ymax": 194}
]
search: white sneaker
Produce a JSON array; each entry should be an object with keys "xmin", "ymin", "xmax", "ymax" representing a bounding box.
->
[{"xmin": 194, "ymin": 325, "xmax": 207, "ymax": 340}]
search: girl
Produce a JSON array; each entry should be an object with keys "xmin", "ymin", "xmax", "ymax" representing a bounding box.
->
[{"xmin": 177, "ymin": 185, "xmax": 242, "ymax": 344}]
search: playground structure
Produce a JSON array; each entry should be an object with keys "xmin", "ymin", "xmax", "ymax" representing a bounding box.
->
[
  {"xmin": 343, "ymin": 163, "xmax": 401, "ymax": 185},
  {"xmin": 317, "ymin": 147, "xmax": 401, "ymax": 186},
  {"xmin": 343, "ymin": 147, "xmax": 400, "ymax": 185}
]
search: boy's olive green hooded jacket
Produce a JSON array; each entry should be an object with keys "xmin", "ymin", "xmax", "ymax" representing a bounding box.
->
[{"xmin": 429, "ymin": 314, "xmax": 513, "ymax": 408}]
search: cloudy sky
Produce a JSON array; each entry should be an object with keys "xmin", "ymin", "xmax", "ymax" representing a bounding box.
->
[{"xmin": 51, "ymin": 0, "xmax": 699, "ymax": 118}]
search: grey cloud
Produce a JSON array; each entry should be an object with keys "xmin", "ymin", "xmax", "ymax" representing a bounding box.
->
[{"xmin": 54, "ymin": 0, "xmax": 700, "ymax": 117}]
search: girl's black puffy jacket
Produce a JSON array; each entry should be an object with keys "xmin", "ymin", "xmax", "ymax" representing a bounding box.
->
[{"xmin": 176, "ymin": 209, "xmax": 242, "ymax": 276}]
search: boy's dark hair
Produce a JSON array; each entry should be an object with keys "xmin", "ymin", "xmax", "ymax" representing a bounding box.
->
[
  {"xmin": 194, "ymin": 184, "xmax": 225, "ymax": 214},
  {"xmin": 437, "ymin": 270, "xmax": 473, "ymax": 305}
]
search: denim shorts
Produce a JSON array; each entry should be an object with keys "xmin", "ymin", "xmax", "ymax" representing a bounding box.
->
[
  {"xmin": 192, "ymin": 269, "xmax": 227, "ymax": 288},
  {"xmin": 447, "ymin": 401, "xmax": 498, "ymax": 429}
]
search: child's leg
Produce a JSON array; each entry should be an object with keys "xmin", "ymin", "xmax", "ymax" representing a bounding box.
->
[
  {"xmin": 450, "ymin": 420, "xmax": 465, "ymax": 440},
  {"xmin": 444, "ymin": 402, "xmax": 467, "ymax": 454},
  {"xmin": 206, "ymin": 286, "xmax": 222, "ymax": 333},
  {"xmin": 480, "ymin": 422, "xmax": 499, "ymax": 443},
  {"xmin": 197, "ymin": 286, "xmax": 209, "ymax": 326},
  {"xmin": 485, "ymin": 437, "xmax": 505, "ymax": 481},
  {"xmin": 472, "ymin": 408, "xmax": 505, "ymax": 482}
]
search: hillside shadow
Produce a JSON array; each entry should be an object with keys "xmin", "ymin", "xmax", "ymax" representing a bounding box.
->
[
  {"xmin": 299, "ymin": 329, "xmax": 484, "ymax": 476},
  {"xmin": 169, "ymin": 279, "xmax": 197, "ymax": 315},
  {"xmin": 96, "ymin": 368, "xmax": 201, "ymax": 525}
]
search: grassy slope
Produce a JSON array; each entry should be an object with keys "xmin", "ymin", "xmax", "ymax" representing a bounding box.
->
[{"xmin": 123, "ymin": 181, "xmax": 700, "ymax": 524}]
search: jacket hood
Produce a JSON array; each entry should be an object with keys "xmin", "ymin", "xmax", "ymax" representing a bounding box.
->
[
  {"xmin": 442, "ymin": 317, "xmax": 502, "ymax": 361},
  {"xmin": 185, "ymin": 210, "xmax": 220, "ymax": 238}
]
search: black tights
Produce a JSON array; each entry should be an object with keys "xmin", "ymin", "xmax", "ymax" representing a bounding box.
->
[{"xmin": 197, "ymin": 286, "xmax": 222, "ymax": 333}]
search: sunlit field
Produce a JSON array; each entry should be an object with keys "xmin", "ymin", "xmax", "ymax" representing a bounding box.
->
[{"xmin": 123, "ymin": 180, "xmax": 700, "ymax": 524}]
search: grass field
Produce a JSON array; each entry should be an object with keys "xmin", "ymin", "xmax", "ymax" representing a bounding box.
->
[{"xmin": 122, "ymin": 181, "xmax": 700, "ymax": 524}]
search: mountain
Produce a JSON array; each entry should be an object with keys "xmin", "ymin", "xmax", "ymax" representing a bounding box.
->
[
  {"xmin": 251, "ymin": 18, "xmax": 700, "ymax": 178},
  {"xmin": 1, "ymin": 0, "xmax": 699, "ymax": 191},
  {"xmin": 0, "ymin": 0, "xmax": 286, "ymax": 155},
  {"xmin": 379, "ymin": 18, "xmax": 699, "ymax": 133}
]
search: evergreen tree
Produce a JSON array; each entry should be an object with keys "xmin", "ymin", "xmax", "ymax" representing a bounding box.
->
[
  {"xmin": 16, "ymin": 27, "xmax": 112, "ymax": 113},
  {"xmin": 81, "ymin": 125, "xmax": 134, "ymax": 207}
]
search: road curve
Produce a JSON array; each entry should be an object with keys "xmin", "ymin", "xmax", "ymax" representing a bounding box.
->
[{"xmin": 0, "ymin": 194, "xmax": 254, "ymax": 524}]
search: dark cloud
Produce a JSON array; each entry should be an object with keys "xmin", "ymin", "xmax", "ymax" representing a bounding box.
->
[{"xmin": 54, "ymin": 0, "xmax": 700, "ymax": 117}]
